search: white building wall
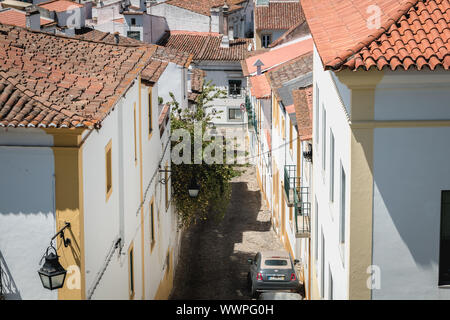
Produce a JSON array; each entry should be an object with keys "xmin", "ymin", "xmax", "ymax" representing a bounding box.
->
[
  {"xmin": 312, "ymin": 46, "xmax": 351, "ymax": 300},
  {"xmin": 148, "ymin": 4, "xmax": 212, "ymax": 33},
  {"xmin": 371, "ymin": 71, "xmax": 450, "ymax": 299},
  {"xmin": 0, "ymin": 142, "xmax": 57, "ymax": 300}
]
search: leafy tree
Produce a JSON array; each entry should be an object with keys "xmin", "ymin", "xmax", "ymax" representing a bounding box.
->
[{"xmin": 169, "ymin": 81, "xmax": 240, "ymax": 228}]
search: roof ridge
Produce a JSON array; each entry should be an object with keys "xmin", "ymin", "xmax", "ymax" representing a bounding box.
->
[
  {"xmin": 0, "ymin": 23, "xmax": 152, "ymax": 49},
  {"xmin": 327, "ymin": 0, "xmax": 422, "ymax": 70}
]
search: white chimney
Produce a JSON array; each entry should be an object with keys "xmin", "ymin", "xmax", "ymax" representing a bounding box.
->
[
  {"xmin": 228, "ymin": 25, "xmax": 234, "ymax": 41},
  {"xmin": 25, "ymin": 8, "xmax": 41, "ymax": 31}
]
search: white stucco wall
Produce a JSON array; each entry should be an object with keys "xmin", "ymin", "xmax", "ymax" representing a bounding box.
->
[
  {"xmin": 312, "ymin": 46, "xmax": 351, "ymax": 300},
  {"xmin": 0, "ymin": 141, "xmax": 57, "ymax": 300},
  {"xmin": 371, "ymin": 71, "xmax": 450, "ymax": 299},
  {"xmin": 148, "ymin": 4, "xmax": 211, "ymax": 32}
]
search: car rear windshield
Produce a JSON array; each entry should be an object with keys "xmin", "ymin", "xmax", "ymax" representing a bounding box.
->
[{"xmin": 264, "ymin": 259, "xmax": 288, "ymax": 266}]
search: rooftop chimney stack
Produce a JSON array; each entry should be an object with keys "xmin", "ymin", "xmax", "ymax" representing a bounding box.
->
[
  {"xmin": 25, "ymin": 7, "xmax": 41, "ymax": 31},
  {"xmin": 220, "ymin": 2, "xmax": 230, "ymax": 48}
]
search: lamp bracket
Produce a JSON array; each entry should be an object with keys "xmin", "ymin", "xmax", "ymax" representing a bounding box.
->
[{"xmin": 51, "ymin": 222, "xmax": 71, "ymax": 247}]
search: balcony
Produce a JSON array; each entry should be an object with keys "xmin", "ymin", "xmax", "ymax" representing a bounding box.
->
[{"xmin": 284, "ymin": 165, "xmax": 311, "ymax": 238}]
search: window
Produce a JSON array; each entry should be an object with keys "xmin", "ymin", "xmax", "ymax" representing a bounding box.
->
[
  {"xmin": 150, "ymin": 199, "xmax": 155, "ymax": 250},
  {"xmin": 133, "ymin": 104, "xmax": 137, "ymax": 163},
  {"xmin": 128, "ymin": 244, "xmax": 134, "ymax": 299},
  {"xmin": 131, "ymin": 18, "xmax": 136, "ymax": 26},
  {"xmin": 228, "ymin": 108, "xmax": 243, "ymax": 120},
  {"xmin": 148, "ymin": 88, "xmax": 153, "ymax": 137},
  {"xmin": 439, "ymin": 191, "xmax": 450, "ymax": 286},
  {"xmin": 105, "ymin": 140, "xmax": 112, "ymax": 200},
  {"xmin": 315, "ymin": 86, "xmax": 319, "ymax": 144},
  {"xmin": 228, "ymin": 80, "xmax": 242, "ymax": 96},
  {"xmin": 165, "ymin": 163, "xmax": 169, "ymax": 211},
  {"xmin": 127, "ymin": 31, "xmax": 140, "ymax": 41},
  {"xmin": 330, "ymin": 130, "xmax": 335, "ymax": 202},
  {"xmin": 322, "ymin": 105, "xmax": 326, "ymax": 172},
  {"xmin": 340, "ymin": 165, "xmax": 346, "ymax": 246},
  {"xmin": 261, "ymin": 33, "xmax": 272, "ymax": 48}
]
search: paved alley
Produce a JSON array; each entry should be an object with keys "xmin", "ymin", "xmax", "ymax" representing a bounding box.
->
[{"xmin": 170, "ymin": 166, "xmax": 283, "ymax": 300}]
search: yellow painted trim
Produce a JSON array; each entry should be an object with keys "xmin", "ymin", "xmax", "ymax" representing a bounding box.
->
[
  {"xmin": 351, "ymin": 119, "xmax": 450, "ymax": 128},
  {"xmin": 128, "ymin": 242, "xmax": 135, "ymax": 300},
  {"xmin": 336, "ymin": 69, "xmax": 384, "ymax": 300},
  {"xmin": 105, "ymin": 139, "xmax": 112, "ymax": 201},
  {"xmin": 50, "ymin": 130, "xmax": 85, "ymax": 300},
  {"xmin": 138, "ymin": 76, "xmax": 145, "ymax": 299},
  {"xmin": 154, "ymin": 248, "xmax": 174, "ymax": 300}
]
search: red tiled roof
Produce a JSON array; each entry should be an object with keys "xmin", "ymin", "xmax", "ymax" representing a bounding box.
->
[
  {"xmin": 38, "ymin": 0, "xmax": 83, "ymax": 12},
  {"xmin": 302, "ymin": 0, "xmax": 450, "ymax": 71},
  {"xmin": 142, "ymin": 60, "xmax": 169, "ymax": 85},
  {"xmin": 0, "ymin": 24, "xmax": 158, "ymax": 129},
  {"xmin": 268, "ymin": 19, "xmax": 309, "ymax": 48},
  {"xmin": 188, "ymin": 68, "xmax": 206, "ymax": 102},
  {"xmin": 158, "ymin": 31, "xmax": 253, "ymax": 61},
  {"xmin": 157, "ymin": 0, "xmax": 247, "ymax": 16},
  {"xmin": 75, "ymin": 28, "xmax": 194, "ymax": 67},
  {"xmin": 242, "ymin": 37, "xmax": 313, "ymax": 75},
  {"xmin": 250, "ymin": 74, "xmax": 271, "ymax": 98},
  {"xmin": 255, "ymin": 1, "xmax": 305, "ymax": 31},
  {"xmin": 293, "ymin": 86, "xmax": 313, "ymax": 140},
  {"xmin": 265, "ymin": 52, "xmax": 313, "ymax": 89},
  {"xmin": 0, "ymin": 8, "xmax": 54, "ymax": 28}
]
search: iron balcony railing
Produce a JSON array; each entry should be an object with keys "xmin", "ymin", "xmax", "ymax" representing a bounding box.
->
[
  {"xmin": 246, "ymin": 95, "xmax": 258, "ymax": 135},
  {"xmin": 284, "ymin": 165, "xmax": 311, "ymax": 238}
]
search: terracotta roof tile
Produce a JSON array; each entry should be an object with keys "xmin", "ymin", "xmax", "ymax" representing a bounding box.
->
[
  {"xmin": 153, "ymin": 0, "xmax": 247, "ymax": 16},
  {"xmin": 242, "ymin": 37, "xmax": 313, "ymax": 75},
  {"xmin": 75, "ymin": 28, "xmax": 194, "ymax": 67},
  {"xmin": 255, "ymin": 1, "xmax": 305, "ymax": 31},
  {"xmin": 0, "ymin": 24, "xmax": 156, "ymax": 128},
  {"xmin": 250, "ymin": 74, "xmax": 271, "ymax": 98},
  {"xmin": 293, "ymin": 86, "xmax": 312, "ymax": 140},
  {"xmin": 38, "ymin": 0, "xmax": 83, "ymax": 12},
  {"xmin": 265, "ymin": 52, "xmax": 313, "ymax": 89},
  {"xmin": 141, "ymin": 59, "xmax": 169, "ymax": 85},
  {"xmin": 302, "ymin": 0, "xmax": 450, "ymax": 71},
  {"xmin": 0, "ymin": 8, "xmax": 54, "ymax": 28},
  {"xmin": 158, "ymin": 31, "xmax": 253, "ymax": 61}
]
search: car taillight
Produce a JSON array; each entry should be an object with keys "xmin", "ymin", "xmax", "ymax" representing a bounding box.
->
[
  {"xmin": 290, "ymin": 273, "xmax": 296, "ymax": 281},
  {"xmin": 256, "ymin": 273, "xmax": 263, "ymax": 281}
]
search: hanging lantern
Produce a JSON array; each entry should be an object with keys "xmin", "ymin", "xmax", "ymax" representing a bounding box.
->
[{"xmin": 37, "ymin": 246, "xmax": 67, "ymax": 290}]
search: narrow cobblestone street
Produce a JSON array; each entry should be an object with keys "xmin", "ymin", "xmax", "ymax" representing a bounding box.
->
[{"xmin": 170, "ymin": 166, "xmax": 284, "ymax": 300}]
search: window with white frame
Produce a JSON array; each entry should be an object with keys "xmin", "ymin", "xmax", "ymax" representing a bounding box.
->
[{"xmin": 330, "ymin": 130, "xmax": 335, "ymax": 202}]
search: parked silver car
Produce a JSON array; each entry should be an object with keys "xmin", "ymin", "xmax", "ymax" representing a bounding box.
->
[
  {"xmin": 247, "ymin": 250, "xmax": 300, "ymax": 297},
  {"xmin": 258, "ymin": 292, "xmax": 303, "ymax": 300}
]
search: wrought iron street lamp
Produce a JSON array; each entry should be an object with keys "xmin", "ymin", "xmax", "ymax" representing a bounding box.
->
[
  {"xmin": 38, "ymin": 222, "xmax": 71, "ymax": 290},
  {"xmin": 38, "ymin": 246, "xmax": 67, "ymax": 290},
  {"xmin": 188, "ymin": 176, "xmax": 200, "ymax": 198}
]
